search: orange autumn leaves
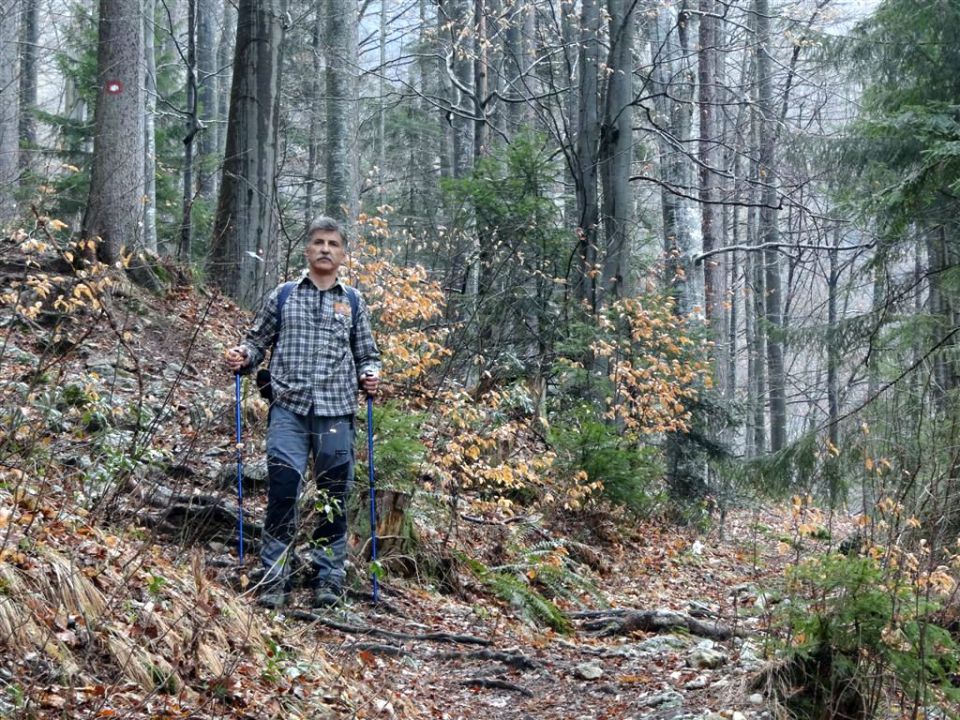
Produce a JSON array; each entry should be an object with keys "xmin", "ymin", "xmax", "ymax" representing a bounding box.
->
[
  {"xmin": 349, "ymin": 216, "xmax": 711, "ymax": 514},
  {"xmin": 595, "ymin": 295, "xmax": 711, "ymax": 435}
]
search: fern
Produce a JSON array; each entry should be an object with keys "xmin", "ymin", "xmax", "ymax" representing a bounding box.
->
[{"xmin": 456, "ymin": 551, "xmax": 571, "ymax": 633}]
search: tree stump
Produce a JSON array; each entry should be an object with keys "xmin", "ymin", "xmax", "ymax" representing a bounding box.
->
[{"xmin": 358, "ymin": 488, "xmax": 417, "ymax": 575}]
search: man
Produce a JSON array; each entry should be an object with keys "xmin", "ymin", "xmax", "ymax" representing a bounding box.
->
[{"xmin": 225, "ymin": 216, "xmax": 380, "ymax": 608}]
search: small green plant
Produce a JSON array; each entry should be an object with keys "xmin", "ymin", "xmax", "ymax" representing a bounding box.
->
[
  {"xmin": 4, "ymin": 682, "xmax": 25, "ymax": 709},
  {"xmin": 60, "ymin": 383, "xmax": 94, "ymax": 409},
  {"xmin": 146, "ymin": 574, "xmax": 167, "ymax": 598},
  {"xmin": 550, "ymin": 407, "xmax": 664, "ymax": 515},
  {"xmin": 458, "ymin": 552, "xmax": 571, "ymax": 633},
  {"xmin": 261, "ymin": 638, "xmax": 292, "ymax": 684},
  {"xmin": 357, "ymin": 400, "xmax": 427, "ymax": 491},
  {"xmin": 770, "ymin": 551, "xmax": 960, "ymax": 718}
]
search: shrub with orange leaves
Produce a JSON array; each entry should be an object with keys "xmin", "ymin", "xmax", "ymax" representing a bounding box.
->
[
  {"xmin": 599, "ymin": 295, "xmax": 712, "ymax": 435},
  {"xmin": 346, "ymin": 217, "xmax": 450, "ymax": 391},
  {"xmin": 1, "ymin": 236, "xmax": 116, "ymax": 320},
  {"xmin": 345, "ymin": 215, "xmax": 713, "ymax": 518}
]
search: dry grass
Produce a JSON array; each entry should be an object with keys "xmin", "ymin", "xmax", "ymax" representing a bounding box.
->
[{"xmin": 0, "ymin": 517, "xmax": 339, "ymax": 698}]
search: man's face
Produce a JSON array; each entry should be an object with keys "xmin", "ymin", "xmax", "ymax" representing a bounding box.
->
[{"xmin": 304, "ymin": 229, "xmax": 346, "ymax": 274}]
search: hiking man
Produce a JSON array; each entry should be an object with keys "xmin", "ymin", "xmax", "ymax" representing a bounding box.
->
[{"xmin": 225, "ymin": 216, "xmax": 381, "ymax": 608}]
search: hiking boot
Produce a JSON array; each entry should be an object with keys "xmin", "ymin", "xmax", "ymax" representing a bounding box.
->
[
  {"xmin": 312, "ymin": 583, "xmax": 343, "ymax": 608},
  {"xmin": 257, "ymin": 583, "xmax": 289, "ymax": 609}
]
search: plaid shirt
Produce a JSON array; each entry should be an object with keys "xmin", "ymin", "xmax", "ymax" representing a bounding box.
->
[{"xmin": 241, "ymin": 274, "xmax": 381, "ymax": 417}]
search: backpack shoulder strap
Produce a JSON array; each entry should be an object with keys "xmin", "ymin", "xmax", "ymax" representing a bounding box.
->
[
  {"xmin": 344, "ymin": 285, "xmax": 360, "ymax": 337},
  {"xmin": 275, "ymin": 281, "xmax": 297, "ymax": 329}
]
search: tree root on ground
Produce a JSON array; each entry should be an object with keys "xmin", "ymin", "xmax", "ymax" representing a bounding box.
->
[
  {"xmin": 438, "ymin": 649, "xmax": 540, "ymax": 670},
  {"xmin": 286, "ymin": 610, "xmax": 492, "ymax": 645},
  {"xmin": 344, "ymin": 642, "xmax": 407, "ymax": 657},
  {"xmin": 575, "ymin": 608, "xmax": 736, "ymax": 639},
  {"xmin": 460, "ymin": 677, "xmax": 533, "ymax": 697}
]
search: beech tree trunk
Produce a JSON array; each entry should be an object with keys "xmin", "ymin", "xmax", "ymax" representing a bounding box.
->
[
  {"xmin": 699, "ymin": 0, "xmax": 724, "ymax": 347},
  {"xmin": 179, "ymin": 0, "xmax": 197, "ymax": 262},
  {"xmin": 305, "ymin": 4, "xmax": 323, "ymax": 226},
  {"xmin": 755, "ymin": 0, "xmax": 786, "ymax": 452},
  {"xmin": 450, "ymin": 0, "xmax": 474, "ymax": 180},
  {"xmin": 196, "ymin": 0, "xmax": 218, "ymax": 200},
  {"xmin": 0, "ymin": 0, "xmax": 20, "ymax": 225},
  {"xmin": 598, "ymin": 0, "xmax": 635, "ymax": 306},
  {"xmin": 573, "ymin": 0, "xmax": 600, "ymax": 309},
  {"xmin": 324, "ymin": 0, "xmax": 359, "ymax": 222},
  {"xmin": 83, "ymin": 0, "xmax": 146, "ymax": 265},
  {"xmin": 209, "ymin": 0, "xmax": 285, "ymax": 306},
  {"xmin": 653, "ymin": 2, "xmax": 701, "ymax": 316},
  {"xmin": 216, "ymin": 0, "xmax": 234, "ymax": 157},
  {"xmin": 143, "ymin": 0, "xmax": 158, "ymax": 252},
  {"xmin": 18, "ymin": 0, "xmax": 37, "ymax": 164}
]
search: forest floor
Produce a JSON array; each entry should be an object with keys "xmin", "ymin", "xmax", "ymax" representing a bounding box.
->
[
  {"xmin": 248, "ymin": 504, "xmax": 833, "ymax": 720},
  {"xmin": 0, "ymin": 242, "xmax": 858, "ymax": 719}
]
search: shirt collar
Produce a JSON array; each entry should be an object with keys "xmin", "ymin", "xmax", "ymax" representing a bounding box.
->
[{"xmin": 296, "ymin": 270, "xmax": 346, "ymax": 292}]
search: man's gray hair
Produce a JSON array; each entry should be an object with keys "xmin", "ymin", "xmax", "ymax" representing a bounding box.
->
[{"xmin": 306, "ymin": 216, "xmax": 346, "ymax": 245}]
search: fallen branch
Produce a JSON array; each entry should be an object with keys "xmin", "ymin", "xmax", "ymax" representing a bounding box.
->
[
  {"xmin": 567, "ymin": 609, "xmax": 629, "ymax": 619},
  {"xmin": 461, "ymin": 677, "xmax": 533, "ymax": 697},
  {"xmin": 346, "ymin": 642, "xmax": 407, "ymax": 657},
  {"xmin": 286, "ymin": 610, "xmax": 492, "ymax": 646},
  {"xmin": 579, "ymin": 609, "xmax": 736, "ymax": 640},
  {"xmin": 460, "ymin": 514, "xmax": 532, "ymax": 526}
]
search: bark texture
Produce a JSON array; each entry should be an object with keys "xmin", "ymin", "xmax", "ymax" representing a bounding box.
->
[
  {"xmin": 209, "ymin": 0, "xmax": 286, "ymax": 306},
  {"xmin": 573, "ymin": 0, "xmax": 600, "ymax": 308},
  {"xmin": 0, "ymin": 0, "xmax": 20, "ymax": 225},
  {"xmin": 598, "ymin": 0, "xmax": 635, "ymax": 306},
  {"xmin": 324, "ymin": 0, "xmax": 359, "ymax": 222},
  {"xmin": 83, "ymin": 0, "xmax": 146, "ymax": 264}
]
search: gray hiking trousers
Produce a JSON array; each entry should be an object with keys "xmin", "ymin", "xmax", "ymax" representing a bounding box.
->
[{"xmin": 260, "ymin": 406, "xmax": 355, "ymax": 591}]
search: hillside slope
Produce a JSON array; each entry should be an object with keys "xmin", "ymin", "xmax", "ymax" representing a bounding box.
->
[{"xmin": 0, "ymin": 236, "xmax": 848, "ymax": 719}]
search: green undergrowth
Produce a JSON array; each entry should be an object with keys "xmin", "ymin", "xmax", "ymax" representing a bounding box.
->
[{"xmin": 456, "ymin": 551, "xmax": 572, "ymax": 633}]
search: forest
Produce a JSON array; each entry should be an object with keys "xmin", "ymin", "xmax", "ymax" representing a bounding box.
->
[{"xmin": 1, "ymin": 0, "xmax": 960, "ymax": 717}]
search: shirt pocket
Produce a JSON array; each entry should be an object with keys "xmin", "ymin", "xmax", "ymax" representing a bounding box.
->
[{"xmin": 328, "ymin": 311, "xmax": 351, "ymax": 342}]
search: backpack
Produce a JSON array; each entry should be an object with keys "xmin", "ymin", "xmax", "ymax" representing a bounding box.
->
[{"xmin": 255, "ymin": 281, "xmax": 361, "ymax": 401}]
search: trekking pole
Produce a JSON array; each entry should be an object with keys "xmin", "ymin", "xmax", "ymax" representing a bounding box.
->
[
  {"xmin": 234, "ymin": 373, "xmax": 245, "ymax": 567},
  {"xmin": 366, "ymin": 393, "xmax": 379, "ymax": 603}
]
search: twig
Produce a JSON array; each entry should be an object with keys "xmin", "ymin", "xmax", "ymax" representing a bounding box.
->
[
  {"xmin": 461, "ymin": 677, "xmax": 534, "ymax": 697},
  {"xmin": 346, "ymin": 642, "xmax": 407, "ymax": 657},
  {"xmin": 286, "ymin": 610, "xmax": 492, "ymax": 645}
]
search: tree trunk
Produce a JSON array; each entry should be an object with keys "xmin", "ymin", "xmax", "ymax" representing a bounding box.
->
[
  {"xmin": 699, "ymin": 0, "xmax": 724, "ymax": 348},
  {"xmin": 83, "ymin": 0, "xmax": 146, "ymax": 267},
  {"xmin": 572, "ymin": 0, "xmax": 600, "ymax": 309},
  {"xmin": 653, "ymin": 1, "xmax": 701, "ymax": 317},
  {"xmin": 209, "ymin": 0, "xmax": 285, "ymax": 306},
  {"xmin": 436, "ymin": 3, "xmax": 454, "ymax": 181},
  {"xmin": 196, "ymin": 0, "xmax": 218, "ymax": 200},
  {"xmin": 561, "ymin": 0, "xmax": 579, "ymax": 232},
  {"xmin": 179, "ymin": 0, "xmax": 198, "ymax": 262},
  {"xmin": 0, "ymin": 0, "xmax": 20, "ymax": 225},
  {"xmin": 143, "ymin": 0, "xmax": 158, "ymax": 253},
  {"xmin": 928, "ymin": 226, "xmax": 956, "ymax": 407},
  {"xmin": 450, "ymin": 0, "xmax": 474, "ymax": 180},
  {"xmin": 304, "ymin": 5, "xmax": 323, "ymax": 226},
  {"xmin": 598, "ymin": 0, "xmax": 635, "ymax": 306},
  {"xmin": 18, "ymin": 0, "xmax": 37, "ymax": 165},
  {"xmin": 755, "ymin": 0, "xmax": 786, "ymax": 452},
  {"xmin": 473, "ymin": 0, "xmax": 489, "ymax": 161},
  {"xmin": 826, "ymin": 226, "xmax": 840, "ymax": 501},
  {"xmin": 216, "ymin": 0, "xmax": 234, "ymax": 157},
  {"xmin": 324, "ymin": 0, "xmax": 359, "ymax": 222}
]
